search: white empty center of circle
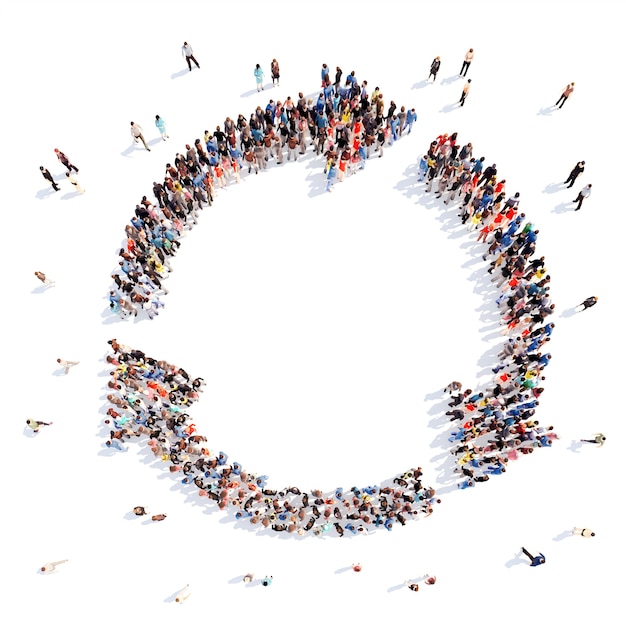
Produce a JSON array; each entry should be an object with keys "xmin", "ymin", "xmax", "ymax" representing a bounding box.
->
[{"xmin": 158, "ymin": 160, "xmax": 485, "ymax": 489}]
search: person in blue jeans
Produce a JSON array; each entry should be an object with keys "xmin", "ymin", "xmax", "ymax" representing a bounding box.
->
[{"xmin": 522, "ymin": 548, "xmax": 545, "ymax": 566}]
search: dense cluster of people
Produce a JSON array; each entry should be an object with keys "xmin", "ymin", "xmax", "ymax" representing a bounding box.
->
[
  {"xmin": 108, "ymin": 63, "xmax": 414, "ymax": 318},
  {"xmin": 104, "ymin": 338, "xmax": 440, "ymax": 536},
  {"xmin": 420, "ymin": 133, "xmax": 558, "ymax": 486}
]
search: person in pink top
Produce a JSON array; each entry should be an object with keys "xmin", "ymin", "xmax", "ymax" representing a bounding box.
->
[{"xmin": 555, "ymin": 83, "xmax": 574, "ymax": 109}]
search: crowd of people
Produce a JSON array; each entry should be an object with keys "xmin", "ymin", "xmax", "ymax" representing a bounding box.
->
[
  {"xmin": 107, "ymin": 63, "xmax": 415, "ymax": 318},
  {"xmin": 104, "ymin": 338, "xmax": 440, "ymax": 536},
  {"xmin": 419, "ymin": 132, "xmax": 559, "ymax": 486}
]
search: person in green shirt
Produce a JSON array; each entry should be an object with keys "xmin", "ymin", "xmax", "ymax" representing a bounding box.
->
[{"xmin": 580, "ymin": 433, "xmax": 606, "ymax": 447}]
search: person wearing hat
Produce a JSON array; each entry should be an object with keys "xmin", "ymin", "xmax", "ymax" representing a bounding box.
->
[{"xmin": 459, "ymin": 79, "xmax": 472, "ymax": 107}]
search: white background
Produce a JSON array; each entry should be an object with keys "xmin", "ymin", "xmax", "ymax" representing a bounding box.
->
[{"xmin": 2, "ymin": 0, "xmax": 623, "ymax": 622}]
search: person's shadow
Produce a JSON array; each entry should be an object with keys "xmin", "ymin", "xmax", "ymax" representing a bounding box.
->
[
  {"xmin": 439, "ymin": 103, "xmax": 458, "ymax": 114},
  {"xmin": 440, "ymin": 74, "xmax": 461, "ymax": 85},
  {"xmin": 411, "ymin": 80, "xmax": 430, "ymax": 90},
  {"xmin": 240, "ymin": 88, "xmax": 261, "ymax": 98},
  {"xmin": 543, "ymin": 182, "xmax": 563, "ymax": 194},
  {"xmin": 505, "ymin": 548, "xmax": 527, "ymax": 568},
  {"xmin": 537, "ymin": 106, "xmax": 556, "ymax": 116},
  {"xmin": 170, "ymin": 69, "xmax": 189, "ymax": 80},
  {"xmin": 560, "ymin": 307, "xmax": 577, "ymax": 319},
  {"xmin": 553, "ymin": 529, "xmax": 573, "ymax": 542},
  {"xmin": 36, "ymin": 187, "xmax": 56, "ymax": 200},
  {"xmin": 552, "ymin": 202, "xmax": 575, "ymax": 214},
  {"xmin": 568, "ymin": 439, "xmax": 584, "ymax": 453}
]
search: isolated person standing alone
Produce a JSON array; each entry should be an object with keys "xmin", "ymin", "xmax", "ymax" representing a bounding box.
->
[
  {"xmin": 155, "ymin": 115, "xmax": 169, "ymax": 141},
  {"xmin": 555, "ymin": 82, "xmax": 574, "ymax": 108},
  {"xmin": 182, "ymin": 42, "xmax": 200, "ymax": 71}
]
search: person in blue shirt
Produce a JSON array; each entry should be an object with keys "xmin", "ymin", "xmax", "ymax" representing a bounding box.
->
[
  {"xmin": 254, "ymin": 64, "xmax": 264, "ymax": 91},
  {"xmin": 522, "ymin": 548, "xmax": 545, "ymax": 566},
  {"xmin": 154, "ymin": 115, "xmax": 168, "ymax": 141},
  {"xmin": 325, "ymin": 160, "xmax": 337, "ymax": 192},
  {"xmin": 404, "ymin": 108, "xmax": 417, "ymax": 134}
]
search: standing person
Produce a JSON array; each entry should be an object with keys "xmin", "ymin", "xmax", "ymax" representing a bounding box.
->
[
  {"xmin": 352, "ymin": 563, "xmax": 362, "ymax": 572},
  {"xmin": 26, "ymin": 419, "xmax": 53, "ymax": 433},
  {"xmin": 573, "ymin": 183, "xmax": 591, "ymax": 210},
  {"xmin": 130, "ymin": 122, "xmax": 151, "ymax": 151},
  {"xmin": 428, "ymin": 56, "xmax": 441, "ymax": 82},
  {"xmin": 325, "ymin": 159, "xmax": 337, "ymax": 192},
  {"xmin": 555, "ymin": 82, "xmax": 574, "ymax": 108},
  {"xmin": 54, "ymin": 149, "xmax": 79, "ymax": 173},
  {"xmin": 57, "ymin": 358, "xmax": 80, "ymax": 374},
  {"xmin": 424, "ymin": 574, "xmax": 437, "ymax": 585},
  {"xmin": 521, "ymin": 547, "xmax": 545, "ymax": 566},
  {"xmin": 564, "ymin": 161, "xmax": 585, "ymax": 188},
  {"xmin": 40, "ymin": 166, "xmax": 60, "ymax": 191},
  {"xmin": 580, "ymin": 432, "xmax": 605, "ymax": 446},
  {"xmin": 155, "ymin": 115, "xmax": 169, "ymax": 141},
  {"xmin": 175, "ymin": 584, "xmax": 191, "ymax": 603},
  {"xmin": 460, "ymin": 48, "xmax": 474, "ymax": 76},
  {"xmin": 40, "ymin": 560, "xmax": 68, "ymax": 574},
  {"xmin": 34, "ymin": 271, "xmax": 55, "ymax": 286},
  {"xmin": 254, "ymin": 64, "xmax": 264, "ymax": 91},
  {"xmin": 404, "ymin": 108, "xmax": 417, "ymax": 134},
  {"xmin": 574, "ymin": 295, "xmax": 598, "ymax": 311},
  {"xmin": 66, "ymin": 172, "xmax": 85, "ymax": 192},
  {"xmin": 404, "ymin": 580, "xmax": 419, "ymax": 592},
  {"xmin": 181, "ymin": 42, "xmax": 200, "ymax": 71},
  {"xmin": 459, "ymin": 79, "xmax": 471, "ymax": 106},
  {"xmin": 270, "ymin": 58, "xmax": 280, "ymax": 87},
  {"xmin": 572, "ymin": 527, "xmax": 596, "ymax": 537},
  {"xmin": 242, "ymin": 573, "xmax": 254, "ymax": 583},
  {"xmin": 261, "ymin": 576, "xmax": 273, "ymax": 587}
]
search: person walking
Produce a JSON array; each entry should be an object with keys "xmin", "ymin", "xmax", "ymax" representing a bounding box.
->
[
  {"xmin": 564, "ymin": 161, "xmax": 585, "ymax": 188},
  {"xmin": 40, "ymin": 166, "xmax": 60, "ymax": 191},
  {"xmin": 521, "ymin": 547, "xmax": 545, "ymax": 566},
  {"xmin": 54, "ymin": 149, "xmax": 79, "ymax": 173},
  {"xmin": 254, "ymin": 64, "xmax": 264, "ymax": 91},
  {"xmin": 65, "ymin": 172, "xmax": 85, "ymax": 192},
  {"xmin": 459, "ymin": 79, "xmax": 471, "ymax": 107},
  {"xmin": 57, "ymin": 358, "xmax": 80, "ymax": 374},
  {"xmin": 573, "ymin": 183, "xmax": 591, "ymax": 210},
  {"xmin": 580, "ymin": 432, "xmax": 605, "ymax": 447},
  {"xmin": 572, "ymin": 527, "xmax": 596, "ymax": 537},
  {"xmin": 175, "ymin": 584, "xmax": 191, "ymax": 603},
  {"xmin": 40, "ymin": 560, "xmax": 68, "ymax": 574},
  {"xmin": 261, "ymin": 575, "xmax": 273, "ymax": 587},
  {"xmin": 34, "ymin": 271, "xmax": 55, "ymax": 286},
  {"xmin": 555, "ymin": 82, "xmax": 574, "ymax": 108},
  {"xmin": 424, "ymin": 574, "xmax": 437, "ymax": 585},
  {"xmin": 155, "ymin": 115, "xmax": 169, "ymax": 141},
  {"xmin": 575, "ymin": 296, "xmax": 598, "ymax": 312},
  {"xmin": 26, "ymin": 419, "xmax": 53, "ymax": 433},
  {"xmin": 352, "ymin": 563, "xmax": 362, "ymax": 572},
  {"xmin": 181, "ymin": 42, "xmax": 200, "ymax": 71},
  {"xmin": 460, "ymin": 48, "xmax": 474, "ymax": 76},
  {"xmin": 428, "ymin": 56, "xmax": 441, "ymax": 82},
  {"xmin": 242, "ymin": 573, "xmax": 254, "ymax": 583},
  {"xmin": 130, "ymin": 121, "xmax": 151, "ymax": 151},
  {"xmin": 325, "ymin": 159, "xmax": 337, "ymax": 192},
  {"xmin": 271, "ymin": 58, "xmax": 280, "ymax": 87},
  {"xmin": 404, "ymin": 580, "xmax": 419, "ymax": 592}
]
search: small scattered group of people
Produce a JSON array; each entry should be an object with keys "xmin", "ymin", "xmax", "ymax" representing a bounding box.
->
[
  {"xmin": 108, "ymin": 63, "xmax": 414, "ymax": 317},
  {"xmin": 104, "ymin": 339, "xmax": 441, "ymax": 536},
  {"xmin": 419, "ymin": 132, "xmax": 561, "ymax": 486},
  {"xmin": 39, "ymin": 149, "xmax": 84, "ymax": 193}
]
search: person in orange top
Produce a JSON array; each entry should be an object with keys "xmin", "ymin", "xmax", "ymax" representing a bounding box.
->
[{"xmin": 555, "ymin": 82, "xmax": 574, "ymax": 108}]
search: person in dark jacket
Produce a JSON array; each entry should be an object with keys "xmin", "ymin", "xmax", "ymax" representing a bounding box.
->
[
  {"xmin": 428, "ymin": 56, "xmax": 441, "ymax": 82},
  {"xmin": 40, "ymin": 166, "xmax": 60, "ymax": 191},
  {"xmin": 564, "ymin": 161, "xmax": 585, "ymax": 188}
]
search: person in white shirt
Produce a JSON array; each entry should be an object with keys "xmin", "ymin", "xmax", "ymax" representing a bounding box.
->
[
  {"xmin": 130, "ymin": 121, "xmax": 150, "ymax": 151},
  {"xmin": 460, "ymin": 48, "xmax": 474, "ymax": 76},
  {"xmin": 181, "ymin": 42, "xmax": 200, "ymax": 71}
]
